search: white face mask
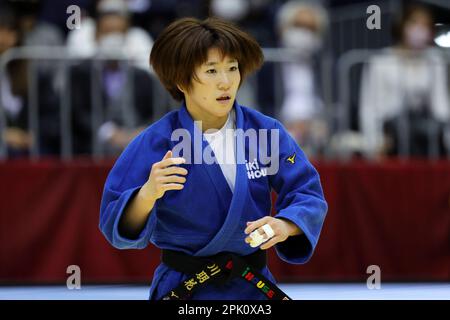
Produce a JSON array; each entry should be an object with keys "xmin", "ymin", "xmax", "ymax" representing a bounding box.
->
[
  {"xmin": 282, "ymin": 27, "xmax": 321, "ymax": 55},
  {"xmin": 404, "ymin": 24, "xmax": 431, "ymax": 50},
  {"xmin": 211, "ymin": 0, "xmax": 249, "ymax": 21},
  {"xmin": 97, "ymin": 32, "xmax": 126, "ymax": 56}
]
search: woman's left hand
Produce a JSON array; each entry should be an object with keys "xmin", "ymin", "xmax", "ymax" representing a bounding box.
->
[{"xmin": 244, "ymin": 216, "xmax": 303, "ymax": 250}]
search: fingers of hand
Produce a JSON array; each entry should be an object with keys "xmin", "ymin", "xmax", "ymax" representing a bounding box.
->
[
  {"xmin": 152, "ymin": 151, "xmax": 187, "ymax": 179},
  {"xmin": 154, "ymin": 166, "xmax": 187, "ymax": 186},
  {"xmin": 161, "ymin": 183, "xmax": 184, "ymax": 191},
  {"xmin": 162, "ymin": 150, "xmax": 172, "ymax": 160},
  {"xmin": 245, "ymin": 227, "xmax": 263, "ymax": 243},
  {"xmin": 153, "ymin": 171, "xmax": 186, "ymax": 193},
  {"xmin": 159, "ymin": 156, "xmax": 185, "ymax": 168},
  {"xmin": 260, "ymin": 236, "xmax": 282, "ymax": 250},
  {"xmin": 244, "ymin": 216, "xmax": 272, "ymax": 235},
  {"xmin": 157, "ymin": 175, "xmax": 186, "ymax": 184},
  {"xmin": 154, "ymin": 150, "xmax": 185, "ymax": 170},
  {"xmin": 150, "ymin": 151, "xmax": 188, "ymax": 196},
  {"xmin": 160, "ymin": 166, "xmax": 188, "ymax": 176}
]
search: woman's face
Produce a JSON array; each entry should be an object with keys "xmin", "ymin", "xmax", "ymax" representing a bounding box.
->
[
  {"xmin": 402, "ymin": 10, "xmax": 433, "ymax": 50},
  {"xmin": 182, "ymin": 47, "xmax": 241, "ymax": 122}
]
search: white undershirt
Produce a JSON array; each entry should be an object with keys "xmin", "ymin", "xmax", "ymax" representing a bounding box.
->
[{"xmin": 203, "ymin": 110, "xmax": 236, "ymax": 192}]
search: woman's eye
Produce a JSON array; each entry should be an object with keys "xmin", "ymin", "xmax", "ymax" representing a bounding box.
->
[
  {"xmin": 206, "ymin": 69, "xmax": 216, "ymax": 74},
  {"xmin": 230, "ymin": 66, "xmax": 238, "ymax": 71}
]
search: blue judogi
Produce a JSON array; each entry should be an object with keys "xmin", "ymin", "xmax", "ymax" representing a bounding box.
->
[{"xmin": 99, "ymin": 101, "xmax": 328, "ymax": 300}]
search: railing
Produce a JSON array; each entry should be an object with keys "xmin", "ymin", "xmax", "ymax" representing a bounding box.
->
[
  {"xmin": 336, "ymin": 48, "xmax": 450, "ymax": 160},
  {"xmin": 1, "ymin": 46, "xmax": 449, "ymax": 160},
  {"xmin": 0, "ymin": 46, "xmax": 171, "ymax": 161},
  {"xmin": 0, "ymin": 46, "xmax": 335, "ymax": 160}
]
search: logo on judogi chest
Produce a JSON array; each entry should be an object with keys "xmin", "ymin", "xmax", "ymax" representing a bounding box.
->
[
  {"xmin": 286, "ymin": 153, "xmax": 296, "ymax": 164},
  {"xmin": 246, "ymin": 158, "xmax": 267, "ymax": 180}
]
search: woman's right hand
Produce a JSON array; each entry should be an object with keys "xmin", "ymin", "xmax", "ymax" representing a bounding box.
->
[{"xmin": 141, "ymin": 150, "xmax": 188, "ymax": 202}]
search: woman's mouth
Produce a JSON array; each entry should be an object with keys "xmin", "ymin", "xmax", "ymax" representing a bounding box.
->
[{"xmin": 216, "ymin": 95, "xmax": 231, "ymax": 104}]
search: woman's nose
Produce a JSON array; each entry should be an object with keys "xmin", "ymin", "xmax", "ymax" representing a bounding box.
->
[{"xmin": 218, "ymin": 72, "xmax": 231, "ymax": 89}]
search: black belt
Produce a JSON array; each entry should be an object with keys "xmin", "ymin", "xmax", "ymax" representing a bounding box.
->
[{"xmin": 160, "ymin": 249, "xmax": 292, "ymax": 300}]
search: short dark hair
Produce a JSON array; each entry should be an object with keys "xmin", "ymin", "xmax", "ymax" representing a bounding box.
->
[
  {"xmin": 392, "ymin": 3, "xmax": 434, "ymax": 43},
  {"xmin": 150, "ymin": 17, "xmax": 264, "ymax": 101}
]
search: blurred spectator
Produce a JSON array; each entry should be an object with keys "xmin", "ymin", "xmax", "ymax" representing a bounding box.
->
[
  {"xmin": 69, "ymin": 58, "xmax": 157, "ymax": 156},
  {"xmin": 275, "ymin": 0, "xmax": 329, "ymax": 156},
  {"xmin": 135, "ymin": 0, "xmax": 208, "ymax": 39},
  {"xmin": 210, "ymin": 0, "xmax": 278, "ymax": 109},
  {"xmin": 211, "ymin": 0, "xmax": 250, "ymax": 22},
  {"xmin": 359, "ymin": 3, "xmax": 449, "ymax": 158},
  {"xmin": 38, "ymin": 0, "xmax": 94, "ymax": 36},
  {"xmin": 66, "ymin": 0, "xmax": 153, "ymax": 70},
  {"xmin": 0, "ymin": 4, "xmax": 60, "ymax": 157},
  {"xmin": 10, "ymin": 0, "xmax": 64, "ymax": 47},
  {"xmin": 210, "ymin": 0, "xmax": 277, "ymax": 46}
]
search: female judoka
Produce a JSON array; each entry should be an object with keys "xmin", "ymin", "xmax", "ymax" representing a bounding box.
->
[{"xmin": 99, "ymin": 17, "xmax": 328, "ymax": 300}]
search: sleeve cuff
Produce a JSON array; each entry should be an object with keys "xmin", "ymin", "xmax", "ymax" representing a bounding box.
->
[
  {"xmin": 274, "ymin": 211, "xmax": 314, "ymax": 264},
  {"xmin": 111, "ymin": 186, "xmax": 157, "ymax": 249}
]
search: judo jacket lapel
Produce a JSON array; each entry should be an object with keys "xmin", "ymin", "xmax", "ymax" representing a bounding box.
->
[{"xmin": 178, "ymin": 102, "xmax": 248, "ymax": 256}]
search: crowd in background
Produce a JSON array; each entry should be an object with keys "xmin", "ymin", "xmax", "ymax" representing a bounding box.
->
[{"xmin": 0, "ymin": 0, "xmax": 449, "ymax": 159}]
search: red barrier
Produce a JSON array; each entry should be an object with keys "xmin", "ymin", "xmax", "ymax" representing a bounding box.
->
[{"xmin": 0, "ymin": 158, "xmax": 448, "ymax": 284}]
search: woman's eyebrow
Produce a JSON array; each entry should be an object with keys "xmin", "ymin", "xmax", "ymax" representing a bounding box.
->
[{"xmin": 203, "ymin": 59, "xmax": 238, "ymax": 66}]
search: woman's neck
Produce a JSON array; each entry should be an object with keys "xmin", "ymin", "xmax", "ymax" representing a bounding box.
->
[
  {"xmin": 200, "ymin": 116, "xmax": 228, "ymax": 132},
  {"xmin": 186, "ymin": 105, "xmax": 229, "ymax": 132}
]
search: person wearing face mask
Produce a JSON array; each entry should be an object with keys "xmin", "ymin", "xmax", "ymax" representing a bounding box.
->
[
  {"xmin": 210, "ymin": 0, "xmax": 276, "ymax": 110},
  {"xmin": 210, "ymin": 0, "xmax": 250, "ymax": 22},
  {"xmin": 66, "ymin": 0, "xmax": 162, "ymax": 156},
  {"xmin": 66, "ymin": 0, "xmax": 153, "ymax": 70},
  {"xmin": 276, "ymin": 1, "xmax": 329, "ymax": 157},
  {"xmin": 359, "ymin": 3, "xmax": 449, "ymax": 158}
]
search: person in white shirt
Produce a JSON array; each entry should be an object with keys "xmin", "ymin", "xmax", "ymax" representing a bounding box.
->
[
  {"xmin": 66, "ymin": 0, "xmax": 153, "ymax": 71},
  {"xmin": 359, "ymin": 4, "xmax": 449, "ymax": 158},
  {"xmin": 276, "ymin": 1, "xmax": 329, "ymax": 157}
]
